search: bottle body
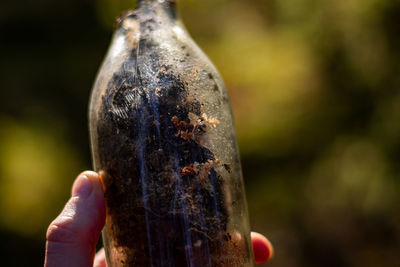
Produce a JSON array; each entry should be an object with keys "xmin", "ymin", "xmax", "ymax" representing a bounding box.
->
[{"xmin": 89, "ymin": 2, "xmax": 254, "ymax": 266}]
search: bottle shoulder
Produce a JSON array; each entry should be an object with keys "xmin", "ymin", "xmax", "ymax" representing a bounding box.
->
[{"xmin": 89, "ymin": 9, "xmax": 229, "ymax": 125}]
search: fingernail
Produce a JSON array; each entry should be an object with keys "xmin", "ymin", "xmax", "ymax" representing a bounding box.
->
[{"xmin": 72, "ymin": 175, "xmax": 93, "ymax": 198}]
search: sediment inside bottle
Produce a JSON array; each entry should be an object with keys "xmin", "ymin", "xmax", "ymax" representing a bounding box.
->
[{"xmin": 94, "ymin": 7, "xmax": 249, "ymax": 267}]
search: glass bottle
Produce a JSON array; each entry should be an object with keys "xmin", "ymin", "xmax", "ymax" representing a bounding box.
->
[{"xmin": 89, "ymin": 0, "xmax": 254, "ymax": 266}]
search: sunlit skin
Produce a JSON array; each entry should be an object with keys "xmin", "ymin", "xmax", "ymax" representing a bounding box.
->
[{"xmin": 44, "ymin": 171, "xmax": 273, "ymax": 267}]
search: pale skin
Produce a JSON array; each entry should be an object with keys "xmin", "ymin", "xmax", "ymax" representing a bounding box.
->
[{"xmin": 44, "ymin": 171, "xmax": 274, "ymax": 267}]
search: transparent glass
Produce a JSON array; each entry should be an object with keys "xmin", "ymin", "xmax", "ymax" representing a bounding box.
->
[{"xmin": 89, "ymin": 1, "xmax": 254, "ymax": 266}]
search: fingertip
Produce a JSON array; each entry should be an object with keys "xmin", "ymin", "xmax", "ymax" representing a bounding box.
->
[
  {"xmin": 94, "ymin": 248, "xmax": 107, "ymax": 267},
  {"xmin": 251, "ymin": 232, "xmax": 274, "ymax": 265},
  {"xmin": 80, "ymin": 171, "xmax": 99, "ymax": 190},
  {"xmin": 81, "ymin": 171, "xmax": 106, "ymax": 228},
  {"xmin": 70, "ymin": 170, "xmax": 105, "ymax": 234},
  {"xmin": 72, "ymin": 175, "xmax": 92, "ymax": 198},
  {"xmin": 80, "ymin": 170, "xmax": 99, "ymax": 179},
  {"xmin": 85, "ymin": 171, "xmax": 104, "ymax": 195},
  {"xmin": 74, "ymin": 171, "xmax": 103, "ymax": 196}
]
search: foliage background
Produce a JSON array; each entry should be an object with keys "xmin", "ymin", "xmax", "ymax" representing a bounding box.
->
[{"xmin": 1, "ymin": 0, "xmax": 400, "ymax": 266}]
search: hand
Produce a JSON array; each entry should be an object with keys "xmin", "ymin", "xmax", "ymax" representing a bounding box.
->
[{"xmin": 44, "ymin": 171, "xmax": 274, "ymax": 266}]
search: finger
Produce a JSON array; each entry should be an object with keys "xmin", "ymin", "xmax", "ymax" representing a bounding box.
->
[
  {"xmin": 45, "ymin": 171, "xmax": 106, "ymax": 267},
  {"xmin": 94, "ymin": 248, "xmax": 107, "ymax": 267},
  {"xmin": 251, "ymin": 232, "xmax": 274, "ymax": 265}
]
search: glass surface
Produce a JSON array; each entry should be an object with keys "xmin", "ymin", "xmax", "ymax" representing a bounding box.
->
[{"xmin": 89, "ymin": 1, "xmax": 254, "ymax": 266}]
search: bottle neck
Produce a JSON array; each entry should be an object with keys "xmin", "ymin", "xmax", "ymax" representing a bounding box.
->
[
  {"xmin": 137, "ymin": 0, "xmax": 154, "ymax": 5},
  {"xmin": 137, "ymin": 0, "xmax": 177, "ymax": 19},
  {"xmin": 137, "ymin": 0, "xmax": 176, "ymax": 8}
]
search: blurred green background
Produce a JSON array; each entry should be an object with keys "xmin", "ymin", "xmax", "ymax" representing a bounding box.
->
[{"xmin": 1, "ymin": 0, "xmax": 400, "ymax": 266}]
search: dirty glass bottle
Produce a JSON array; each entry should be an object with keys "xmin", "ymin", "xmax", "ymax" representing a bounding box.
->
[{"xmin": 89, "ymin": 0, "xmax": 254, "ymax": 266}]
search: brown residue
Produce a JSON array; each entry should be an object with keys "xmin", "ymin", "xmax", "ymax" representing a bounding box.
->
[
  {"xmin": 181, "ymin": 159, "xmax": 221, "ymax": 187},
  {"xmin": 122, "ymin": 18, "xmax": 140, "ymax": 48},
  {"xmin": 171, "ymin": 113, "xmax": 219, "ymax": 143}
]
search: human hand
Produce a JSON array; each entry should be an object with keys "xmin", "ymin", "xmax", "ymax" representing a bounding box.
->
[{"xmin": 44, "ymin": 171, "xmax": 274, "ymax": 266}]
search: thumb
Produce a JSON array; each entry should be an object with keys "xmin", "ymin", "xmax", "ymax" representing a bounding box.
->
[{"xmin": 45, "ymin": 171, "xmax": 105, "ymax": 267}]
